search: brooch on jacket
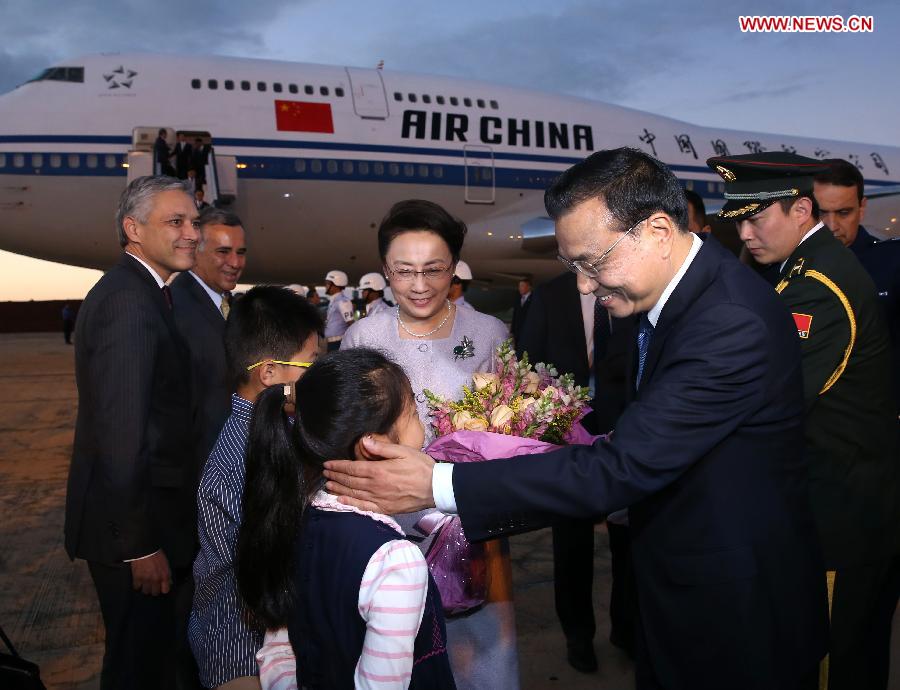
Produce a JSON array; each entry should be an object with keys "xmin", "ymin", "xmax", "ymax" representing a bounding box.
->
[{"xmin": 453, "ymin": 336, "xmax": 475, "ymax": 360}]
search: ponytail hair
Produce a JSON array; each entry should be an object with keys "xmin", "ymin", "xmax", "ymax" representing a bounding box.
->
[{"xmin": 236, "ymin": 348, "xmax": 414, "ymax": 629}]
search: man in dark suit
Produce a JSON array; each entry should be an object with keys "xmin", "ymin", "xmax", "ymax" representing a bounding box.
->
[
  {"xmin": 324, "ymin": 148, "xmax": 828, "ymax": 690},
  {"xmin": 510, "ymin": 277, "xmax": 532, "ymax": 344},
  {"xmin": 154, "ymin": 128, "xmax": 175, "ymax": 176},
  {"xmin": 171, "ymin": 207, "xmax": 247, "ymax": 468},
  {"xmin": 173, "ymin": 133, "xmax": 193, "ymax": 180},
  {"xmin": 711, "ymin": 152, "xmax": 900, "ymax": 690},
  {"xmin": 192, "ymin": 137, "xmax": 210, "ymax": 188},
  {"xmin": 65, "ymin": 175, "xmax": 200, "ymax": 690},
  {"xmin": 516, "ymin": 271, "xmax": 636, "ymax": 671}
]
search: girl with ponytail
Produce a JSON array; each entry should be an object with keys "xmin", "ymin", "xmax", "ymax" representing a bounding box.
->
[{"xmin": 237, "ymin": 348, "xmax": 456, "ymax": 690}]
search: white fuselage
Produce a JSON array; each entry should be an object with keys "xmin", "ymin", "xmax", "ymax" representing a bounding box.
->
[{"xmin": 0, "ymin": 52, "xmax": 898, "ymax": 284}]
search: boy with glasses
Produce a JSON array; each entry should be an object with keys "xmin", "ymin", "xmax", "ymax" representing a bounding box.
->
[{"xmin": 189, "ymin": 286, "xmax": 322, "ymax": 690}]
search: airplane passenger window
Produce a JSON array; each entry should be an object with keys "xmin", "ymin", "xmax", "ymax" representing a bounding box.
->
[
  {"xmin": 31, "ymin": 154, "xmax": 43, "ymax": 168},
  {"xmin": 273, "ymin": 83, "xmax": 283, "ymax": 93},
  {"xmin": 481, "ymin": 168, "xmax": 493, "ymax": 181},
  {"xmin": 389, "ymin": 163, "xmax": 400, "ymax": 176},
  {"xmin": 320, "ymin": 86, "xmax": 329, "ymax": 96},
  {"xmin": 86, "ymin": 154, "xmax": 98, "ymax": 169},
  {"xmin": 408, "ymin": 93, "xmax": 417, "ymax": 103},
  {"xmin": 418, "ymin": 165, "xmax": 429, "ymax": 178},
  {"xmin": 422, "ymin": 95, "xmax": 431, "ymax": 104},
  {"xmin": 342, "ymin": 161, "xmax": 354, "ymax": 175},
  {"xmin": 463, "ymin": 97, "xmax": 472, "ymax": 107},
  {"xmin": 295, "ymin": 159, "xmax": 307, "ymax": 173},
  {"xmin": 404, "ymin": 164, "xmax": 414, "ymax": 177},
  {"xmin": 718, "ymin": 183, "xmax": 725, "ymax": 192},
  {"xmin": 490, "ymin": 100, "xmax": 498, "ymax": 109},
  {"xmin": 191, "ymin": 79, "xmax": 201, "ymax": 89},
  {"xmin": 684, "ymin": 180, "xmax": 694, "ymax": 190},
  {"xmin": 326, "ymin": 160, "xmax": 338, "ymax": 174},
  {"xmin": 0, "ymin": 153, "xmax": 5, "ymax": 167},
  {"xmin": 257, "ymin": 82, "xmax": 267, "ymax": 92},
  {"xmin": 394, "ymin": 92, "xmax": 402, "ymax": 101},
  {"xmin": 311, "ymin": 160, "xmax": 323, "ymax": 173},
  {"xmin": 707, "ymin": 182, "xmax": 715, "ymax": 192},
  {"xmin": 241, "ymin": 81, "xmax": 251, "ymax": 91},
  {"xmin": 67, "ymin": 154, "xmax": 79, "ymax": 168},
  {"xmin": 105, "ymin": 155, "xmax": 116, "ymax": 169},
  {"xmin": 433, "ymin": 166, "xmax": 443, "ymax": 178},
  {"xmin": 449, "ymin": 97, "xmax": 459, "ymax": 106},
  {"xmin": 208, "ymin": 79, "xmax": 218, "ymax": 90},
  {"xmin": 225, "ymin": 80, "xmax": 234, "ymax": 90},
  {"xmin": 358, "ymin": 161, "xmax": 369, "ymax": 175},
  {"xmin": 373, "ymin": 162, "xmax": 385, "ymax": 175},
  {"xmin": 305, "ymin": 85, "xmax": 314, "ymax": 95},
  {"xmin": 436, "ymin": 96, "xmax": 445, "ymax": 105},
  {"xmin": 289, "ymin": 84, "xmax": 298, "ymax": 94},
  {"xmin": 13, "ymin": 154, "xmax": 24, "ymax": 168},
  {"xmin": 335, "ymin": 87, "xmax": 344, "ymax": 97},
  {"xmin": 476, "ymin": 99, "xmax": 485, "ymax": 108}
]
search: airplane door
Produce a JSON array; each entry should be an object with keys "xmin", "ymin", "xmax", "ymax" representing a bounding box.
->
[
  {"xmin": 464, "ymin": 145, "xmax": 495, "ymax": 204},
  {"xmin": 345, "ymin": 68, "xmax": 389, "ymax": 119}
]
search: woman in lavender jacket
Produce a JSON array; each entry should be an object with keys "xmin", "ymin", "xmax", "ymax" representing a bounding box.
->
[{"xmin": 342, "ymin": 200, "xmax": 519, "ymax": 690}]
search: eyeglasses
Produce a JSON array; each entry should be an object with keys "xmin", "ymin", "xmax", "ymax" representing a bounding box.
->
[
  {"xmin": 246, "ymin": 359, "xmax": 313, "ymax": 371},
  {"xmin": 557, "ymin": 217, "xmax": 649, "ymax": 279},
  {"xmin": 386, "ymin": 265, "xmax": 453, "ymax": 282}
]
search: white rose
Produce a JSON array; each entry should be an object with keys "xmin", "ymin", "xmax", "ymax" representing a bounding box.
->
[
  {"xmin": 523, "ymin": 371, "xmax": 541, "ymax": 395},
  {"xmin": 490, "ymin": 405, "xmax": 515, "ymax": 429},
  {"xmin": 452, "ymin": 410, "xmax": 473, "ymax": 431},
  {"xmin": 464, "ymin": 417, "xmax": 489, "ymax": 431},
  {"xmin": 472, "ymin": 372, "xmax": 500, "ymax": 392}
]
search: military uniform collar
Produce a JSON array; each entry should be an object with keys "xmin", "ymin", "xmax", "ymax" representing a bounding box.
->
[{"xmin": 779, "ymin": 222, "xmax": 826, "ymax": 275}]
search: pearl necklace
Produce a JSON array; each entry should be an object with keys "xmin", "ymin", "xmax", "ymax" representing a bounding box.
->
[{"xmin": 397, "ymin": 301, "xmax": 453, "ymax": 338}]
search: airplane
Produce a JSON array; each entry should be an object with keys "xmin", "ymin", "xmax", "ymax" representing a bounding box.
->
[{"xmin": 0, "ymin": 52, "xmax": 898, "ymax": 288}]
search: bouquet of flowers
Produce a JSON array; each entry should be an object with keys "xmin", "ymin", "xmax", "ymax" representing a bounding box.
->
[{"xmin": 420, "ymin": 340, "xmax": 596, "ymax": 614}]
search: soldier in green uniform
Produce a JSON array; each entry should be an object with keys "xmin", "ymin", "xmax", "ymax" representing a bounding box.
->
[{"xmin": 708, "ymin": 152, "xmax": 900, "ymax": 690}]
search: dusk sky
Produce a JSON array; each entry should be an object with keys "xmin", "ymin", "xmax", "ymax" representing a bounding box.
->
[{"xmin": 1, "ymin": 0, "xmax": 898, "ymax": 300}]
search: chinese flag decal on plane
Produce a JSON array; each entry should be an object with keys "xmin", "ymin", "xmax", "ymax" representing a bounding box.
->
[{"xmin": 274, "ymin": 100, "xmax": 334, "ymax": 133}]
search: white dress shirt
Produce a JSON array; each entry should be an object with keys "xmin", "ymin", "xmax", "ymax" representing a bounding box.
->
[
  {"xmin": 433, "ymin": 232, "xmax": 704, "ymax": 514},
  {"xmin": 779, "ymin": 222, "xmax": 824, "ymax": 273},
  {"xmin": 125, "ymin": 251, "xmax": 165, "ymax": 288}
]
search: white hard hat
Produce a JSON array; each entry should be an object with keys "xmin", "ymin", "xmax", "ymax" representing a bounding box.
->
[
  {"xmin": 358, "ymin": 272, "xmax": 386, "ymax": 292},
  {"xmin": 285, "ymin": 283, "xmax": 308, "ymax": 297},
  {"xmin": 325, "ymin": 270, "xmax": 348, "ymax": 287},
  {"xmin": 454, "ymin": 260, "xmax": 473, "ymax": 281}
]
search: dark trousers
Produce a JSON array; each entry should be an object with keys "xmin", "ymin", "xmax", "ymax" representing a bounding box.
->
[
  {"xmin": 607, "ymin": 521, "xmax": 636, "ymax": 655},
  {"xmin": 88, "ymin": 560, "xmax": 200, "ymax": 690},
  {"xmin": 826, "ymin": 558, "xmax": 896, "ymax": 690},
  {"xmin": 552, "ymin": 519, "xmax": 596, "ymax": 643}
]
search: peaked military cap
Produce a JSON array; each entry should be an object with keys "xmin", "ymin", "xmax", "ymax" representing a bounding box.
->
[{"xmin": 706, "ymin": 152, "xmax": 829, "ymax": 221}]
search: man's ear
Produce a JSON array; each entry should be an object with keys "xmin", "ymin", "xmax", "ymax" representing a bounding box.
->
[
  {"xmin": 648, "ymin": 213, "xmax": 678, "ymax": 258},
  {"xmin": 794, "ymin": 197, "xmax": 814, "ymax": 224},
  {"xmin": 123, "ymin": 216, "xmax": 141, "ymax": 245},
  {"xmin": 256, "ymin": 362, "xmax": 278, "ymax": 387}
]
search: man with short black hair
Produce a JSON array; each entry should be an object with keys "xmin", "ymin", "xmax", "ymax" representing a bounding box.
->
[
  {"xmin": 511, "ymin": 277, "xmax": 532, "ymax": 344},
  {"xmin": 66, "ymin": 175, "xmax": 200, "ymax": 689},
  {"xmin": 171, "ymin": 207, "xmax": 247, "ymax": 466},
  {"xmin": 325, "ymin": 147, "xmax": 829, "ymax": 690},
  {"xmin": 710, "ymin": 152, "xmax": 900, "ymax": 690},
  {"xmin": 154, "ymin": 128, "xmax": 175, "ymax": 176},
  {"xmin": 684, "ymin": 189, "xmax": 711, "ymax": 236}
]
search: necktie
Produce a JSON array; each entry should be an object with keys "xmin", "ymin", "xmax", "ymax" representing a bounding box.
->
[
  {"xmin": 220, "ymin": 292, "xmax": 231, "ymax": 319},
  {"xmin": 635, "ymin": 314, "xmax": 654, "ymax": 388},
  {"xmin": 161, "ymin": 284, "xmax": 173, "ymax": 310}
]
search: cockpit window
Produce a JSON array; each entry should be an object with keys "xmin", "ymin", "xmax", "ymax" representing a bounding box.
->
[{"xmin": 28, "ymin": 67, "xmax": 84, "ymax": 84}]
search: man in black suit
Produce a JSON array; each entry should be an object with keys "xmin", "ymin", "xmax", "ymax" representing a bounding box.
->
[
  {"xmin": 192, "ymin": 137, "xmax": 210, "ymax": 189},
  {"xmin": 511, "ymin": 277, "xmax": 532, "ymax": 344},
  {"xmin": 516, "ymin": 271, "xmax": 636, "ymax": 671},
  {"xmin": 324, "ymin": 148, "xmax": 828, "ymax": 690},
  {"xmin": 173, "ymin": 133, "xmax": 193, "ymax": 180},
  {"xmin": 171, "ymin": 207, "xmax": 247, "ymax": 468},
  {"xmin": 65, "ymin": 175, "xmax": 200, "ymax": 690},
  {"xmin": 154, "ymin": 128, "xmax": 174, "ymax": 176}
]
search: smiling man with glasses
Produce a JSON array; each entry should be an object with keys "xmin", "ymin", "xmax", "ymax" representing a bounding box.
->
[{"xmin": 324, "ymin": 147, "xmax": 828, "ymax": 689}]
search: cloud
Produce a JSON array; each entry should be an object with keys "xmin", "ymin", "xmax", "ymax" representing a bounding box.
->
[{"xmin": 0, "ymin": 0, "xmax": 306, "ymax": 93}]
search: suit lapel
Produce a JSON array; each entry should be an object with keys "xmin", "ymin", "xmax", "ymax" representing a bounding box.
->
[
  {"xmin": 181, "ymin": 272, "xmax": 226, "ymax": 332},
  {"xmin": 638, "ymin": 238, "xmax": 724, "ymax": 390}
]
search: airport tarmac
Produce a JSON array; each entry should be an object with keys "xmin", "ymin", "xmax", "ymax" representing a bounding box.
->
[{"xmin": 0, "ymin": 332, "xmax": 896, "ymax": 689}]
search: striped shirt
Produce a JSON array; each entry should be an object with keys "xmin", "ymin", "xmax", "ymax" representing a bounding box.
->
[
  {"xmin": 256, "ymin": 491, "xmax": 431, "ymax": 690},
  {"xmin": 189, "ymin": 394, "xmax": 262, "ymax": 687}
]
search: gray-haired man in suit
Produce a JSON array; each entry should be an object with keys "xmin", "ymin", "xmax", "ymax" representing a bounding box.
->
[{"xmin": 65, "ymin": 175, "xmax": 200, "ymax": 689}]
